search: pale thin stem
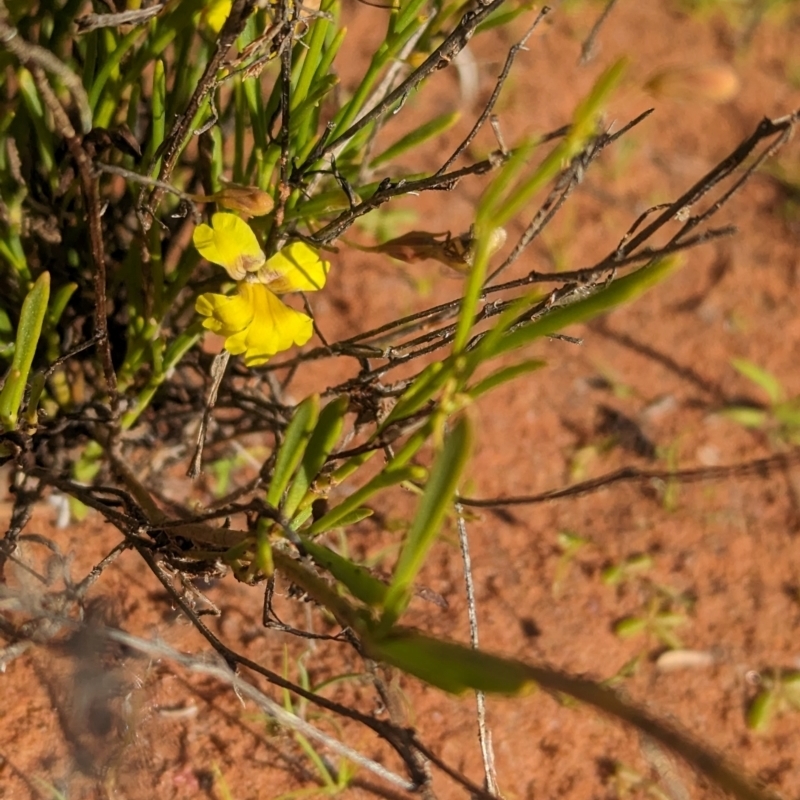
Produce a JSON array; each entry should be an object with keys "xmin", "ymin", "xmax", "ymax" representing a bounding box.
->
[{"xmin": 456, "ymin": 503, "xmax": 500, "ymax": 796}]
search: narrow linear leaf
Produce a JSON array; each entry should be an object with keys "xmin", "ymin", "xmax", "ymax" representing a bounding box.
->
[
  {"xmin": 300, "ymin": 535, "xmax": 388, "ymax": 607},
  {"xmin": 284, "ymin": 395, "xmax": 349, "ymax": 519},
  {"xmin": 291, "ymin": 4, "xmax": 331, "ymax": 111},
  {"xmin": 267, "ymin": 395, "xmax": 320, "ymax": 508},
  {"xmin": 482, "ymin": 257, "xmax": 680, "ymax": 362},
  {"xmin": 381, "ymin": 361, "xmax": 450, "ymax": 428},
  {"xmin": 392, "ymin": 0, "xmax": 429, "ymax": 36},
  {"xmin": 614, "ymin": 617, "xmax": 648, "ymax": 638},
  {"xmin": 370, "ymin": 111, "xmax": 461, "ymax": 168},
  {"xmin": 483, "ymin": 58, "xmax": 627, "ymax": 227},
  {"xmin": 747, "ymin": 690, "xmax": 777, "ymax": 732},
  {"xmin": 46, "ymin": 283, "xmax": 78, "ymax": 328},
  {"xmin": 468, "ymin": 359, "xmax": 546, "ymax": 399},
  {"xmin": 381, "ymin": 416, "xmax": 472, "ymax": 625},
  {"xmin": 307, "ymin": 463, "xmax": 426, "ymax": 536},
  {"xmin": 731, "ymin": 358, "xmax": 784, "ymax": 405},
  {"xmin": 146, "ymin": 58, "xmax": 166, "ymax": 165},
  {"xmin": 718, "ymin": 407, "xmax": 768, "ymax": 429},
  {"xmin": 452, "ymin": 226, "xmax": 495, "ymax": 353},
  {"xmin": 0, "ymin": 272, "xmax": 50, "ymax": 431},
  {"xmin": 365, "ymin": 628, "xmax": 536, "ymax": 695}
]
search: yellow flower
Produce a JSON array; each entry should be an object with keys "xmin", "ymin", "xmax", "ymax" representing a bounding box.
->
[{"xmin": 194, "ymin": 213, "xmax": 330, "ymax": 366}]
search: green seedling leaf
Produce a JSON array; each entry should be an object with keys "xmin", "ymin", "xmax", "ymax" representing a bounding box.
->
[
  {"xmin": 602, "ymin": 554, "xmax": 654, "ymax": 586},
  {"xmin": 747, "ymin": 688, "xmax": 777, "ymax": 732},
  {"xmin": 557, "ymin": 530, "xmax": 591, "ymax": 554},
  {"xmin": 614, "ymin": 616, "xmax": 648, "ymax": 638},
  {"xmin": 283, "ymin": 395, "xmax": 348, "ymax": 519},
  {"xmin": 299, "ymin": 535, "xmax": 388, "ymax": 607},
  {"xmin": 267, "ymin": 395, "xmax": 320, "ymax": 508},
  {"xmin": 380, "ymin": 416, "xmax": 472, "ymax": 627},
  {"xmin": 783, "ymin": 672, "xmax": 800, "ymax": 708},
  {"xmin": 0, "ymin": 272, "xmax": 50, "ymax": 431},
  {"xmin": 553, "ymin": 531, "xmax": 591, "ymax": 598},
  {"xmin": 731, "ymin": 358, "xmax": 784, "ymax": 405},
  {"xmin": 656, "ymin": 612, "xmax": 688, "ymax": 629},
  {"xmin": 364, "ymin": 627, "xmax": 536, "ymax": 695},
  {"xmin": 718, "ymin": 406, "xmax": 768, "ymax": 429},
  {"xmin": 773, "ymin": 401, "xmax": 800, "ymax": 429},
  {"xmin": 370, "ymin": 111, "xmax": 461, "ymax": 168}
]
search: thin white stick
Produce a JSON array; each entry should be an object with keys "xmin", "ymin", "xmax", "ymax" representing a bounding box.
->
[{"xmin": 456, "ymin": 503, "xmax": 500, "ymax": 796}]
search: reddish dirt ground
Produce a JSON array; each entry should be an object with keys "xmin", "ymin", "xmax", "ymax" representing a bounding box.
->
[{"xmin": 2, "ymin": 2, "xmax": 800, "ymax": 799}]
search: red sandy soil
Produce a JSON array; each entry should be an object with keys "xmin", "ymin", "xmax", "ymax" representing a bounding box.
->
[{"xmin": 2, "ymin": 2, "xmax": 800, "ymax": 799}]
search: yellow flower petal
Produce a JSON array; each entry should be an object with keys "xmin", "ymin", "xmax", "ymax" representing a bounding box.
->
[
  {"xmin": 196, "ymin": 281, "xmax": 314, "ymax": 366},
  {"xmin": 202, "ymin": 0, "xmax": 232, "ymax": 33},
  {"xmin": 193, "ymin": 213, "xmax": 265, "ymax": 281},
  {"xmin": 195, "ymin": 289, "xmax": 255, "ymax": 346},
  {"xmin": 254, "ymin": 242, "xmax": 330, "ymax": 294}
]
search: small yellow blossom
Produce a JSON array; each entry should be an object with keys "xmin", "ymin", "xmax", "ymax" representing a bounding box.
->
[{"xmin": 194, "ymin": 213, "xmax": 330, "ymax": 367}]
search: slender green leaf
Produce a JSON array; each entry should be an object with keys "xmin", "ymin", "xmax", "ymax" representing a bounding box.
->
[
  {"xmin": 0, "ymin": 272, "xmax": 50, "ymax": 431},
  {"xmin": 481, "ymin": 58, "xmax": 627, "ymax": 227},
  {"xmin": 614, "ymin": 617, "xmax": 648, "ymax": 638},
  {"xmin": 307, "ymin": 463, "xmax": 426, "ymax": 536},
  {"xmin": 718, "ymin": 407, "xmax": 768, "ymax": 429},
  {"xmin": 467, "ymin": 359, "xmax": 546, "ymax": 399},
  {"xmin": 146, "ymin": 58, "xmax": 166, "ymax": 166},
  {"xmin": 381, "ymin": 417, "xmax": 472, "ymax": 625},
  {"xmin": 17, "ymin": 69, "xmax": 55, "ymax": 176},
  {"xmin": 291, "ymin": 6, "xmax": 331, "ymax": 112},
  {"xmin": 299, "ymin": 535, "xmax": 389, "ymax": 607},
  {"xmin": 747, "ymin": 689, "xmax": 777, "ymax": 732},
  {"xmin": 266, "ymin": 395, "xmax": 320, "ymax": 508},
  {"xmin": 364, "ymin": 628, "xmax": 536, "ymax": 695},
  {"xmin": 392, "ymin": 0, "xmax": 429, "ymax": 36},
  {"xmin": 283, "ymin": 395, "xmax": 348, "ymax": 518},
  {"xmin": 477, "ymin": 137, "xmax": 539, "ymax": 227},
  {"xmin": 370, "ymin": 111, "xmax": 461, "ymax": 168},
  {"xmin": 381, "ymin": 361, "xmax": 450, "ymax": 427},
  {"xmin": 46, "ymin": 283, "xmax": 77, "ymax": 328},
  {"xmin": 731, "ymin": 358, "xmax": 784, "ymax": 405},
  {"xmin": 88, "ymin": 26, "xmax": 145, "ymax": 115},
  {"xmin": 774, "ymin": 401, "xmax": 800, "ymax": 429},
  {"xmin": 477, "ymin": 257, "xmax": 680, "ymax": 363}
]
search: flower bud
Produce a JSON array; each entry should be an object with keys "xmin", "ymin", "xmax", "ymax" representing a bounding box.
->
[{"xmin": 214, "ymin": 184, "xmax": 275, "ymax": 217}]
